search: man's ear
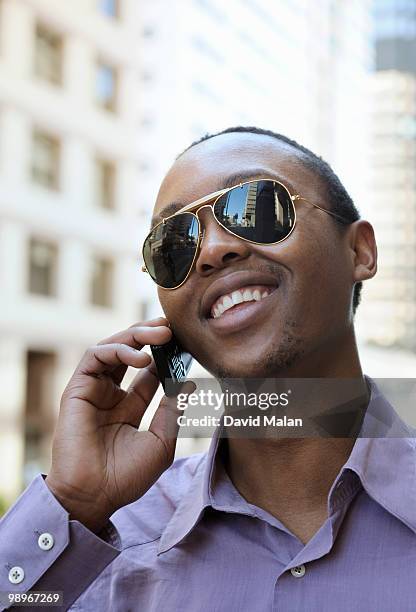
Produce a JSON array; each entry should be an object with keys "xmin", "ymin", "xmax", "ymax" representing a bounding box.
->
[{"xmin": 347, "ymin": 220, "xmax": 377, "ymax": 282}]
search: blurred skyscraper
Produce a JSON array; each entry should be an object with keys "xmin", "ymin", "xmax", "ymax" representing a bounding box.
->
[
  {"xmin": 137, "ymin": 0, "xmax": 373, "ymax": 215},
  {"xmin": 359, "ymin": 0, "xmax": 416, "ymax": 349},
  {"xmin": 0, "ymin": 0, "xmax": 376, "ymax": 503}
]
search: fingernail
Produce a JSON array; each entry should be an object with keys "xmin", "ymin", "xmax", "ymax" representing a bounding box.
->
[{"xmin": 182, "ymin": 381, "xmax": 196, "ymax": 394}]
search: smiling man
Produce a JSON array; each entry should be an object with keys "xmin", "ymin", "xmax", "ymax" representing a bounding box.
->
[{"xmin": 1, "ymin": 127, "xmax": 416, "ymax": 612}]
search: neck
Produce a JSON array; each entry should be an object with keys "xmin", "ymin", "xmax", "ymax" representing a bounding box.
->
[{"xmin": 222, "ymin": 327, "xmax": 367, "ymax": 543}]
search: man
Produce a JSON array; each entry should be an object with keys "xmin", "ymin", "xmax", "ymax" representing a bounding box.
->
[{"xmin": 1, "ymin": 127, "xmax": 415, "ymax": 612}]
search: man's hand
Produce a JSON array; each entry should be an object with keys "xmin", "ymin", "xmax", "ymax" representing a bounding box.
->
[{"xmin": 45, "ymin": 317, "xmax": 193, "ymax": 534}]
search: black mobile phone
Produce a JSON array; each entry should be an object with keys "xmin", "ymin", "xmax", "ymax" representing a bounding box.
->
[{"xmin": 150, "ymin": 334, "xmax": 193, "ymax": 396}]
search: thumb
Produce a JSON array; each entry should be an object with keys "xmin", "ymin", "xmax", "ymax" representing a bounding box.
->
[{"xmin": 148, "ymin": 381, "xmax": 197, "ymax": 455}]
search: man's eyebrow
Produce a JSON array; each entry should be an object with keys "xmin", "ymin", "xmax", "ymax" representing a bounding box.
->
[
  {"xmin": 150, "ymin": 168, "xmax": 294, "ymax": 228},
  {"xmin": 150, "ymin": 201, "xmax": 185, "ymax": 229},
  {"xmin": 220, "ymin": 169, "xmax": 291, "ymax": 189}
]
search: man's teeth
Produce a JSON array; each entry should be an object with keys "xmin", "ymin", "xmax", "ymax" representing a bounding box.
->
[{"xmin": 211, "ymin": 286, "xmax": 273, "ymax": 319}]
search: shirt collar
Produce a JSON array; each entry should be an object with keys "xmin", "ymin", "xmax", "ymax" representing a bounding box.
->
[
  {"xmin": 158, "ymin": 420, "xmax": 223, "ymax": 554},
  {"xmin": 337, "ymin": 376, "xmax": 416, "ymax": 534},
  {"xmin": 158, "ymin": 375, "xmax": 416, "ymax": 554}
]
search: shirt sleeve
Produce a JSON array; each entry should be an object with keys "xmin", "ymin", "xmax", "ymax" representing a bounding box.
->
[{"xmin": 0, "ymin": 474, "xmax": 121, "ymax": 611}]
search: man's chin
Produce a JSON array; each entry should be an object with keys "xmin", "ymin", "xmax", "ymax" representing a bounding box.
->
[{"xmin": 207, "ymin": 345, "xmax": 306, "ymax": 380}]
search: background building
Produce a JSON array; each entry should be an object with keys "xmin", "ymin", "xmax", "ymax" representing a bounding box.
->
[
  {"xmin": 357, "ymin": 0, "xmax": 416, "ymax": 350},
  {"xmin": 0, "ymin": 0, "xmax": 147, "ymax": 502}
]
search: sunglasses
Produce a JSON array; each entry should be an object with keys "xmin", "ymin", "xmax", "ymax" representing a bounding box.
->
[{"xmin": 141, "ymin": 178, "xmax": 349, "ymax": 290}]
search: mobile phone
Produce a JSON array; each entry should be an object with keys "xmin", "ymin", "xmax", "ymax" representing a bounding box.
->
[{"xmin": 150, "ymin": 334, "xmax": 193, "ymax": 396}]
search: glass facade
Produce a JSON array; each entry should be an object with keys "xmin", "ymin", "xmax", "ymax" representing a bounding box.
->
[{"xmin": 98, "ymin": 0, "xmax": 118, "ymax": 18}]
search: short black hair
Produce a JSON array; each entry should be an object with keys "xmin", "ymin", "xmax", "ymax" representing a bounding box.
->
[{"xmin": 179, "ymin": 125, "xmax": 363, "ymax": 314}]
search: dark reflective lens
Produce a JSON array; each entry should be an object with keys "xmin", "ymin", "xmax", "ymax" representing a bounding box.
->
[
  {"xmin": 143, "ymin": 213, "xmax": 199, "ymax": 289},
  {"xmin": 213, "ymin": 180, "xmax": 295, "ymax": 243},
  {"xmin": 143, "ymin": 180, "xmax": 296, "ymax": 289}
]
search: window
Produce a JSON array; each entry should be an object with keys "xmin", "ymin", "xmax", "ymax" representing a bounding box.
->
[
  {"xmin": 91, "ymin": 256, "xmax": 113, "ymax": 307},
  {"xmin": 95, "ymin": 157, "xmax": 116, "ymax": 209},
  {"xmin": 140, "ymin": 115, "xmax": 153, "ymax": 128},
  {"xmin": 28, "ymin": 239, "xmax": 57, "ymax": 296},
  {"xmin": 141, "ymin": 71, "xmax": 153, "ymax": 82},
  {"xmin": 142, "ymin": 26, "xmax": 154, "ymax": 38},
  {"xmin": 98, "ymin": 0, "xmax": 119, "ymax": 17},
  {"xmin": 34, "ymin": 24, "xmax": 62, "ymax": 85},
  {"xmin": 23, "ymin": 350, "xmax": 57, "ymax": 486},
  {"xmin": 139, "ymin": 160, "xmax": 150, "ymax": 172},
  {"xmin": 31, "ymin": 130, "xmax": 60, "ymax": 189},
  {"xmin": 96, "ymin": 61, "xmax": 117, "ymax": 112}
]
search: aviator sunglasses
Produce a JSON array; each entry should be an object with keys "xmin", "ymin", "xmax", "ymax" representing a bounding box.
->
[{"xmin": 141, "ymin": 178, "xmax": 349, "ymax": 290}]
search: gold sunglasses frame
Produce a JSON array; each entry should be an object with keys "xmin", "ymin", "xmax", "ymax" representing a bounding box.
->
[{"xmin": 141, "ymin": 178, "xmax": 349, "ymax": 290}]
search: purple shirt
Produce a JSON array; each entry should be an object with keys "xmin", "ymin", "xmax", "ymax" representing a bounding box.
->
[{"xmin": 1, "ymin": 376, "xmax": 416, "ymax": 611}]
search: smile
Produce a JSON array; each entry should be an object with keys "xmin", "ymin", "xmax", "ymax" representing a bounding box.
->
[
  {"xmin": 211, "ymin": 285, "xmax": 275, "ymax": 319},
  {"xmin": 206, "ymin": 284, "xmax": 279, "ymax": 334}
]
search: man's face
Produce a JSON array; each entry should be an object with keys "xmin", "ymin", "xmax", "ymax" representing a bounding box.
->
[{"xmin": 151, "ymin": 133, "xmax": 354, "ymax": 378}]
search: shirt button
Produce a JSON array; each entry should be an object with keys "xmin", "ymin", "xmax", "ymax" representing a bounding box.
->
[
  {"xmin": 8, "ymin": 566, "xmax": 25, "ymax": 584},
  {"xmin": 290, "ymin": 564, "xmax": 306, "ymax": 578},
  {"xmin": 37, "ymin": 532, "xmax": 54, "ymax": 551}
]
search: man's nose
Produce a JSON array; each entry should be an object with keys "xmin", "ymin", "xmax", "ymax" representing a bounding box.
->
[{"xmin": 194, "ymin": 206, "xmax": 251, "ymax": 276}]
